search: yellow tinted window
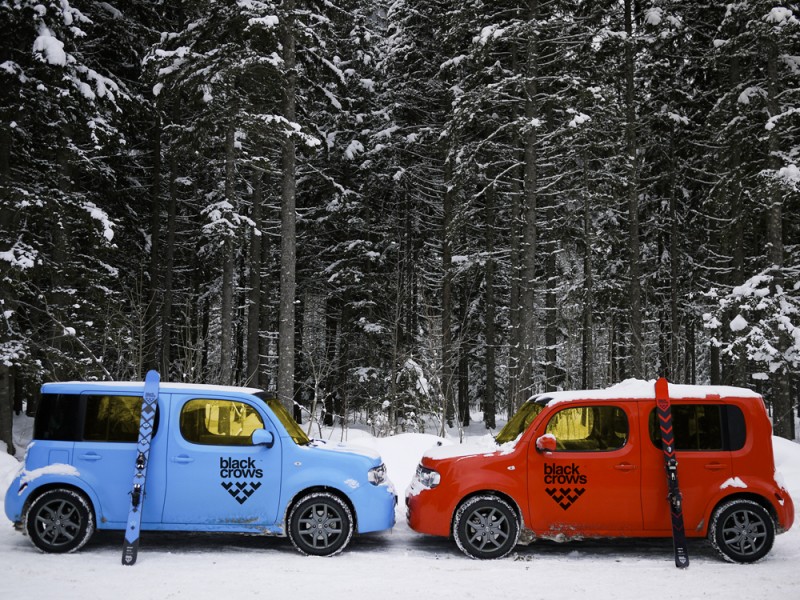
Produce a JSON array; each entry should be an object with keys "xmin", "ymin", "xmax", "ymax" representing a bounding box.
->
[
  {"xmin": 180, "ymin": 399, "xmax": 264, "ymax": 446},
  {"xmin": 546, "ymin": 405, "xmax": 628, "ymax": 452},
  {"xmin": 496, "ymin": 401, "xmax": 544, "ymax": 444},
  {"xmin": 265, "ymin": 397, "xmax": 310, "ymax": 445}
]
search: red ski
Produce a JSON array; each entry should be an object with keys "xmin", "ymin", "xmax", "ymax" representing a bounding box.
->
[{"xmin": 655, "ymin": 377, "xmax": 689, "ymax": 568}]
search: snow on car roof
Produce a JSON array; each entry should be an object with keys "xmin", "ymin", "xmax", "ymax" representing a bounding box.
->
[
  {"xmin": 41, "ymin": 380, "xmax": 265, "ymax": 396},
  {"xmin": 533, "ymin": 378, "xmax": 762, "ymax": 405}
]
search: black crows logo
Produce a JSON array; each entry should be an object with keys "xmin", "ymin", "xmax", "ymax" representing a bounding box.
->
[
  {"xmin": 543, "ymin": 463, "xmax": 588, "ymax": 510},
  {"xmin": 219, "ymin": 457, "xmax": 263, "ymax": 504},
  {"xmin": 221, "ymin": 481, "xmax": 262, "ymax": 505},
  {"xmin": 545, "ymin": 487, "xmax": 586, "ymax": 510}
]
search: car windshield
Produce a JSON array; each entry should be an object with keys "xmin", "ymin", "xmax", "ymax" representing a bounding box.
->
[
  {"xmin": 259, "ymin": 394, "xmax": 310, "ymax": 446},
  {"xmin": 495, "ymin": 401, "xmax": 545, "ymax": 444}
]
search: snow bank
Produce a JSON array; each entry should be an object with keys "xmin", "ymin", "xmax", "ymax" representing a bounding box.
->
[
  {"xmin": 0, "ymin": 431, "xmax": 799, "ymax": 600},
  {"xmin": 0, "ymin": 452, "xmax": 20, "ymax": 506},
  {"xmin": 349, "ymin": 432, "xmax": 442, "ymax": 492}
]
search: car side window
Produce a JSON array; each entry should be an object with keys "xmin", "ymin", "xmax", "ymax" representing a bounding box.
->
[
  {"xmin": 83, "ymin": 395, "xmax": 154, "ymax": 442},
  {"xmin": 34, "ymin": 394, "xmax": 81, "ymax": 441},
  {"xmin": 180, "ymin": 399, "xmax": 264, "ymax": 446},
  {"xmin": 648, "ymin": 404, "xmax": 742, "ymax": 451},
  {"xmin": 545, "ymin": 405, "xmax": 628, "ymax": 451}
]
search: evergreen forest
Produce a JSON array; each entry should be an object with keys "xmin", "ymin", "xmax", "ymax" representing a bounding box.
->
[{"xmin": 1, "ymin": 0, "xmax": 799, "ymax": 453}]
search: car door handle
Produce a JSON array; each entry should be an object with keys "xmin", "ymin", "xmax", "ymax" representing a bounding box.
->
[
  {"xmin": 705, "ymin": 462, "xmax": 726, "ymax": 471},
  {"xmin": 172, "ymin": 455, "xmax": 195, "ymax": 464},
  {"xmin": 614, "ymin": 463, "xmax": 637, "ymax": 472},
  {"xmin": 78, "ymin": 452, "xmax": 102, "ymax": 461}
]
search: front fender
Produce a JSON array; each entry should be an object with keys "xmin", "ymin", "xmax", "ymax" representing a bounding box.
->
[
  {"xmin": 279, "ymin": 446, "xmax": 396, "ymax": 534},
  {"xmin": 438, "ymin": 455, "xmax": 527, "ymax": 526}
]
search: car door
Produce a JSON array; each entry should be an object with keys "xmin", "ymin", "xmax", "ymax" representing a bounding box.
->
[
  {"xmin": 162, "ymin": 395, "xmax": 282, "ymax": 527},
  {"xmin": 74, "ymin": 393, "xmax": 167, "ymax": 527},
  {"xmin": 528, "ymin": 402, "xmax": 643, "ymax": 535},
  {"xmin": 640, "ymin": 402, "xmax": 733, "ymax": 533}
]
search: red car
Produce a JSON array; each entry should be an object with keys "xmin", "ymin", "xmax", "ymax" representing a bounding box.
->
[{"xmin": 406, "ymin": 380, "xmax": 794, "ymax": 562}]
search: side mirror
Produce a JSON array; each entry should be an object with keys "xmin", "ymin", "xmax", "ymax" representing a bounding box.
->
[
  {"xmin": 252, "ymin": 429, "xmax": 275, "ymax": 448},
  {"xmin": 536, "ymin": 434, "xmax": 557, "ymax": 453}
]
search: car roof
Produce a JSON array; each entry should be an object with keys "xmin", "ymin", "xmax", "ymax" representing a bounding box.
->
[
  {"xmin": 41, "ymin": 380, "xmax": 265, "ymax": 397},
  {"xmin": 531, "ymin": 378, "xmax": 762, "ymax": 406}
]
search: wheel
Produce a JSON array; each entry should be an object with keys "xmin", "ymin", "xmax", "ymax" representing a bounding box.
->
[
  {"xmin": 453, "ymin": 495, "xmax": 519, "ymax": 559},
  {"xmin": 288, "ymin": 492, "xmax": 354, "ymax": 556},
  {"xmin": 24, "ymin": 489, "xmax": 95, "ymax": 553},
  {"xmin": 709, "ymin": 499, "xmax": 775, "ymax": 563}
]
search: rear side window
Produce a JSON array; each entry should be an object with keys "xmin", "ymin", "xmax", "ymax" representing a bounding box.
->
[
  {"xmin": 83, "ymin": 395, "xmax": 150, "ymax": 442},
  {"xmin": 545, "ymin": 405, "xmax": 629, "ymax": 451},
  {"xmin": 180, "ymin": 399, "xmax": 264, "ymax": 446},
  {"xmin": 648, "ymin": 404, "xmax": 745, "ymax": 451},
  {"xmin": 35, "ymin": 393, "xmax": 159, "ymax": 442},
  {"xmin": 34, "ymin": 394, "xmax": 81, "ymax": 441}
]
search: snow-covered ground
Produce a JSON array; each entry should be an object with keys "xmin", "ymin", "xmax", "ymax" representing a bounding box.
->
[{"xmin": 1, "ymin": 416, "xmax": 798, "ymax": 600}]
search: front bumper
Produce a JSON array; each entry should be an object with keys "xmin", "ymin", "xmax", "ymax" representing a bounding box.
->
[
  {"xmin": 354, "ymin": 481, "xmax": 397, "ymax": 533},
  {"xmin": 405, "ymin": 485, "xmax": 451, "ymax": 537}
]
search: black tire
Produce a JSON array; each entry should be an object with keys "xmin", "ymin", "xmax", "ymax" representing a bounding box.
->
[
  {"xmin": 24, "ymin": 489, "xmax": 95, "ymax": 554},
  {"xmin": 453, "ymin": 495, "xmax": 519, "ymax": 559},
  {"xmin": 709, "ymin": 499, "xmax": 775, "ymax": 563},
  {"xmin": 288, "ymin": 492, "xmax": 354, "ymax": 556}
]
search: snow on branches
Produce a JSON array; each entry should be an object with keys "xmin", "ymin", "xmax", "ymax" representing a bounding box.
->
[{"xmin": 704, "ymin": 270, "xmax": 800, "ymax": 381}]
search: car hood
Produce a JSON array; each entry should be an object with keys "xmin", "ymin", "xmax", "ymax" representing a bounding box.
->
[
  {"xmin": 306, "ymin": 439, "xmax": 382, "ymax": 464},
  {"xmin": 423, "ymin": 436, "xmax": 517, "ymax": 462}
]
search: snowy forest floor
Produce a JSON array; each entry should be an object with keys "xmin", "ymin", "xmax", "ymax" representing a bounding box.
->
[{"xmin": 1, "ymin": 414, "xmax": 799, "ymax": 600}]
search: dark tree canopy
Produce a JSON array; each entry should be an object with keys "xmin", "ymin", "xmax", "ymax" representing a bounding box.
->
[{"xmin": 1, "ymin": 0, "xmax": 798, "ymax": 452}]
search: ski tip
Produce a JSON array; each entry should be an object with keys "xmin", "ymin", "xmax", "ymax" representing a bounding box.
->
[
  {"xmin": 144, "ymin": 370, "xmax": 160, "ymax": 385},
  {"xmin": 655, "ymin": 377, "xmax": 669, "ymax": 399}
]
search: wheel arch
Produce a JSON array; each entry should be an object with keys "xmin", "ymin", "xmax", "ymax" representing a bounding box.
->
[
  {"xmin": 707, "ymin": 492, "xmax": 778, "ymax": 535},
  {"xmin": 22, "ymin": 482, "xmax": 98, "ymax": 525},
  {"xmin": 285, "ymin": 485, "xmax": 357, "ymax": 532},
  {"xmin": 450, "ymin": 489, "xmax": 524, "ymax": 535}
]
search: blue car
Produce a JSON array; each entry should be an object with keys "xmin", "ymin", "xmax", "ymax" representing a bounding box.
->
[{"xmin": 4, "ymin": 380, "xmax": 396, "ymax": 556}]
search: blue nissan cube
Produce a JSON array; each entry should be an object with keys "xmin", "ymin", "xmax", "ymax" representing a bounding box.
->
[{"xmin": 4, "ymin": 380, "xmax": 396, "ymax": 556}]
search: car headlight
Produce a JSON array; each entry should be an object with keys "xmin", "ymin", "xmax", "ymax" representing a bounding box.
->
[
  {"xmin": 368, "ymin": 463, "xmax": 387, "ymax": 485},
  {"xmin": 415, "ymin": 465, "xmax": 440, "ymax": 489}
]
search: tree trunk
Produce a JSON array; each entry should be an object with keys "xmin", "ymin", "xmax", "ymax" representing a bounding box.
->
[
  {"xmin": 506, "ymin": 40, "xmax": 522, "ymax": 418},
  {"xmin": 581, "ymin": 156, "xmax": 594, "ymax": 389},
  {"xmin": 247, "ymin": 170, "xmax": 264, "ymax": 386},
  {"xmin": 458, "ymin": 284, "xmax": 469, "ymax": 428},
  {"xmin": 0, "ymin": 85, "xmax": 15, "ymax": 452},
  {"xmin": 766, "ymin": 40, "xmax": 792, "ymax": 439},
  {"xmin": 667, "ymin": 132, "xmax": 680, "ymax": 380},
  {"xmin": 278, "ymin": 0, "xmax": 298, "ymax": 415},
  {"xmin": 220, "ymin": 125, "xmax": 236, "ymax": 385},
  {"xmin": 484, "ymin": 184, "xmax": 497, "ymax": 429},
  {"xmin": 145, "ymin": 115, "xmax": 162, "ymax": 374},
  {"xmin": 625, "ymin": 0, "xmax": 643, "ymax": 379},
  {"xmin": 508, "ymin": 168, "xmax": 522, "ymax": 417},
  {"xmin": 518, "ymin": 0, "xmax": 540, "ymax": 405},
  {"xmin": 685, "ymin": 319, "xmax": 696, "ymax": 385},
  {"xmin": 159, "ymin": 147, "xmax": 178, "ymax": 376},
  {"xmin": 0, "ymin": 365, "xmax": 13, "ymax": 455},
  {"xmin": 544, "ymin": 205, "xmax": 557, "ymax": 392},
  {"xmin": 259, "ymin": 196, "xmax": 273, "ymax": 391},
  {"xmin": 441, "ymin": 152, "xmax": 454, "ymax": 432}
]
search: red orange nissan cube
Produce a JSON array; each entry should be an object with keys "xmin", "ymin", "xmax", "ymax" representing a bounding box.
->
[{"xmin": 406, "ymin": 379, "xmax": 794, "ymax": 562}]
